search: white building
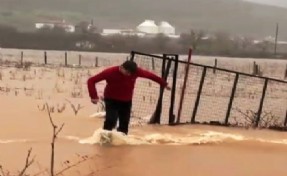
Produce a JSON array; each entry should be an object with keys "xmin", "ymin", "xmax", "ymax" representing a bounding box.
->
[
  {"xmin": 136, "ymin": 20, "xmax": 159, "ymax": 34},
  {"xmin": 101, "ymin": 29, "xmax": 145, "ymax": 37},
  {"xmin": 101, "ymin": 19, "xmax": 178, "ymax": 38},
  {"xmin": 35, "ymin": 20, "xmax": 75, "ymax": 33},
  {"xmin": 35, "ymin": 22, "xmax": 54, "ymax": 29},
  {"xmin": 158, "ymin": 21, "xmax": 175, "ymax": 35},
  {"xmin": 101, "ymin": 29, "xmax": 122, "ymax": 35}
]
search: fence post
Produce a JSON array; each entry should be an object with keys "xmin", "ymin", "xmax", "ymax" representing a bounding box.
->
[
  {"xmin": 149, "ymin": 56, "xmax": 170, "ymax": 124},
  {"xmin": 65, "ymin": 52, "xmax": 67, "ymax": 66},
  {"xmin": 152, "ymin": 57, "xmax": 155, "ymax": 70},
  {"xmin": 191, "ymin": 66, "xmax": 207, "ymax": 123},
  {"xmin": 252, "ymin": 61, "xmax": 257, "ymax": 75},
  {"xmin": 78, "ymin": 54, "xmax": 82, "ymax": 66},
  {"xmin": 44, "ymin": 51, "xmax": 47, "ymax": 65},
  {"xmin": 20, "ymin": 51, "xmax": 24, "ymax": 66},
  {"xmin": 284, "ymin": 64, "xmax": 287, "ymax": 79},
  {"xmin": 168, "ymin": 55, "xmax": 178, "ymax": 125},
  {"xmin": 130, "ymin": 51, "xmax": 135, "ymax": 61},
  {"xmin": 252, "ymin": 62, "xmax": 261, "ymax": 76},
  {"xmin": 95, "ymin": 57, "xmax": 98, "ymax": 67},
  {"xmin": 224, "ymin": 73, "xmax": 239, "ymax": 125},
  {"xmin": 284, "ymin": 110, "xmax": 287, "ymax": 127},
  {"xmin": 177, "ymin": 48, "xmax": 192, "ymax": 124},
  {"xmin": 213, "ymin": 58, "xmax": 217, "ymax": 74},
  {"xmin": 254, "ymin": 78, "xmax": 269, "ymax": 127}
]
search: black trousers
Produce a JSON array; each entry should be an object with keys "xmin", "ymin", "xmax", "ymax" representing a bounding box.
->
[{"xmin": 103, "ymin": 99, "xmax": 132, "ymax": 135}]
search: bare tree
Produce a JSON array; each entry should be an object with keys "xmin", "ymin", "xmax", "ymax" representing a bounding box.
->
[
  {"xmin": 0, "ymin": 148, "xmax": 35, "ymax": 176},
  {"xmin": 55, "ymin": 155, "xmax": 93, "ymax": 176},
  {"xmin": 45, "ymin": 103, "xmax": 64, "ymax": 176},
  {"xmin": 179, "ymin": 29, "xmax": 205, "ymax": 51},
  {"xmin": 190, "ymin": 29, "xmax": 205, "ymax": 50}
]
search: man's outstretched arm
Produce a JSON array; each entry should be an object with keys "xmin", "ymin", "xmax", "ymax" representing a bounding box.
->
[
  {"xmin": 137, "ymin": 67, "xmax": 170, "ymax": 89},
  {"xmin": 87, "ymin": 70, "xmax": 107, "ymax": 103}
]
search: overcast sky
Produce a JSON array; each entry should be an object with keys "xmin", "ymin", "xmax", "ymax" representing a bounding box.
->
[{"xmin": 244, "ymin": 0, "xmax": 287, "ymax": 8}]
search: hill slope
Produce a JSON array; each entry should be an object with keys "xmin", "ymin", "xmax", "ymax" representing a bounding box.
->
[
  {"xmin": 0, "ymin": 0, "xmax": 287, "ymax": 39},
  {"xmin": 244, "ymin": 0, "xmax": 287, "ymax": 8}
]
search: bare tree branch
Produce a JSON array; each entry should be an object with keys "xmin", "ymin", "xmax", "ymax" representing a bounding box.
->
[
  {"xmin": 0, "ymin": 165, "xmax": 7, "ymax": 176},
  {"xmin": 18, "ymin": 148, "xmax": 35, "ymax": 176},
  {"xmin": 45, "ymin": 103, "xmax": 64, "ymax": 176},
  {"xmin": 55, "ymin": 155, "xmax": 93, "ymax": 176},
  {"xmin": 233, "ymin": 107, "xmax": 282, "ymax": 128},
  {"xmin": 65, "ymin": 98, "xmax": 84, "ymax": 115}
]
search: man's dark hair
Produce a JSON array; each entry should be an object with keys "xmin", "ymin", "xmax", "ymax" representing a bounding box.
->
[{"xmin": 121, "ymin": 60, "xmax": 138, "ymax": 74}]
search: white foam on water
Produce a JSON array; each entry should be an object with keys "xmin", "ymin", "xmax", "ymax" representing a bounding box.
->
[
  {"xmin": 256, "ymin": 138, "xmax": 287, "ymax": 145},
  {"xmin": 0, "ymin": 139, "xmax": 29, "ymax": 144},
  {"xmin": 78, "ymin": 129, "xmax": 148, "ymax": 145},
  {"xmin": 63, "ymin": 136, "xmax": 81, "ymax": 141},
  {"xmin": 2, "ymin": 131, "xmax": 287, "ymax": 146},
  {"xmin": 68, "ymin": 129, "xmax": 248, "ymax": 146},
  {"xmin": 89, "ymin": 111, "xmax": 106, "ymax": 118}
]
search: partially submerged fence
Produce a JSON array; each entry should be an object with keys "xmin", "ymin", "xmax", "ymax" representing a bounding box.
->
[
  {"xmin": 0, "ymin": 49, "xmax": 128, "ymax": 68},
  {"xmin": 130, "ymin": 50, "xmax": 287, "ymax": 130}
]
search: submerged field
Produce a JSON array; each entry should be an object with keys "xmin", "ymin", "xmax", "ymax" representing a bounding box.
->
[{"xmin": 0, "ymin": 48, "xmax": 286, "ymax": 176}]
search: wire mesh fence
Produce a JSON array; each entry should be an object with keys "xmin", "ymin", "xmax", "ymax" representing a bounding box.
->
[
  {"xmin": 131, "ymin": 53, "xmax": 163, "ymax": 122},
  {"xmin": 174, "ymin": 63, "xmax": 202, "ymax": 123},
  {"xmin": 248, "ymin": 80, "xmax": 286, "ymax": 128},
  {"xmin": 229, "ymin": 75, "xmax": 265, "ymax": 126},
  {"xmin": 128, "ymin": 50, "xmax": 287, "ymax": 131},
  {"xmin": 194, "ymin": 68, "xmax": 235, "ymax": 123}
]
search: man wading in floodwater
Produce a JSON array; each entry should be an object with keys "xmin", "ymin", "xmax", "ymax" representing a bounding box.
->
[{"xmin": 87, "ymin": 60, "xmax": 170, "ymax": 135}]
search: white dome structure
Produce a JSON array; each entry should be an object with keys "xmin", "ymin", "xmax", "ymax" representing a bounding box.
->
[
  {"xmin": 158, "ymin": 21, "xmax": 175, "ymax": 35},
  {"xmin": 137, "ymin": 20, "xmax": 158, "ymax": 34}
]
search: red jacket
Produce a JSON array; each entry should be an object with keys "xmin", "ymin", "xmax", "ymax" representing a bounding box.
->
[{"xmin": 87, "ymin": 66, "xmax": 167, "ymax": 101}]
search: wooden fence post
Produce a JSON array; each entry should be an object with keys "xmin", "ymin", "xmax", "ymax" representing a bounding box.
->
[
  {"xmin": 95, "ymin": 57, "xmax": 98, "ymax": 67},
  {"xmin": 213, "ymin": 58, "xmax": 217, "ymax": 74},
  {"xmin": 65, "ymin": 52, "xmax": 68, "ymax": 66},
  {"xmin": 44, "ymin": 51, "xmax": 47, "ymax": 65},
  {"xmin": 78, "ymin": 54, "xmax": 82, "ymax": 66},
  {"xmin": 284, "ymin": 64, "xmax": 287, "ymax": 79},
  {"xmin": 20, "ymin": 51, "xmax": 24, "ymax": 66},
  {"xmin": 152, "ymin": 57, "xmax": 155, "ymax": 70}
]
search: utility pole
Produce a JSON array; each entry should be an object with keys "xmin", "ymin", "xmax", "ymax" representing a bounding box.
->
[{"xmin": 274, "ymin": 23, "xmax": 279, "ymax": 56}]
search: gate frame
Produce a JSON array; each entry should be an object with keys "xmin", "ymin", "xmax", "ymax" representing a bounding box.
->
[
  {"xmin": 130, "ymin": 50, "xmax": 287, "ymax": 131},
  {"xmin": 130, "ymin": 51, "xmax": 178, "ymax": 124}
]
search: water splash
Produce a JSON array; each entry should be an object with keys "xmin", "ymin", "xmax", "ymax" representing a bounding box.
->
[
  {"xmin": 1, "ymin": 130, "xmax": 286, "ymax": 146},
  {"xmin": 70, "ymin": 129, "xmax": 247, "ymax": 146}
]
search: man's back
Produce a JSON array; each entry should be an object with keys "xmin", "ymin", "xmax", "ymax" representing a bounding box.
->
[{"xmin": 87, "ymin": 64, "xmax": 167, "ymax": 102}]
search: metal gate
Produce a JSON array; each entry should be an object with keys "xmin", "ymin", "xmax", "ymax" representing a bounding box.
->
[{"xmin": 129, "ymin": 50, "xmax": 287, "ymax": 131}]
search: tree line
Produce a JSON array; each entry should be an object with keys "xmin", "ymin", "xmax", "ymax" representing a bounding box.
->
[{"xmin": 0, "ymin": 24, "xmax": 285, "ymax": 58}]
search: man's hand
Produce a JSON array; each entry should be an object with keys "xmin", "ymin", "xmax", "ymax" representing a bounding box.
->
[
  {"xmin": 91, "ymin": 96, "xmax": 104, "ymax": 104},
  {"xmin": 165, "ymin": 85, "xmax": 171, "ymax": 90},
  {"xmin": 91, "ymin": 98, "xmax": 100, "ymax": 104}
]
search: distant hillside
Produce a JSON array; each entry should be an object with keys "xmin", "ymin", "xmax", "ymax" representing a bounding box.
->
[
  {"xmin": 244, "ymin": 0, "xmax": 287, "ymax": 8},
  {"xmin": 1, "ymin": 0, "xmax": 287, "ymax": 39}
]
